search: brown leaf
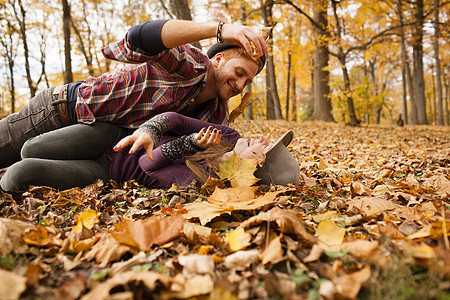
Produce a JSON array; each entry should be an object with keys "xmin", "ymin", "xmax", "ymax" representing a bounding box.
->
[
  {"xmin": 240, "ymin": 207, "xmax": 316, "ymax": 244},
  {"xmin": 0, "ymin": 218, "xmax": 34, "ymax": 255},
  {"xmin": 334, "ymin": 265, "xmax": 371, "ymax": 299},
  {"xmin": 347, "ymin": 196, "xmax": 400, "ymax": 217},
  {"xmin": 183, "ymin": 188, "xmax": 283, "ymax": 225},
  {"xmin": 0, "ymin": 269, "xmax": 27, "ymax": 300},
  {"xmin": 59, "ymin": 273, "xmax": 86, "ymax": 300},
  {"xmin": 81, "ymin": 271, "xmax": 172, "ymax": 300},
  {"xmin": 111, "ymin": 214, "xmax": 184, "ymax": 251},
  {"xmin": 261, "ymin": 235, "xmax": 284, "ymax": 265},
  {"xmin": 83, "ymin": 232, "xmax": 137, "ymax": 268}
]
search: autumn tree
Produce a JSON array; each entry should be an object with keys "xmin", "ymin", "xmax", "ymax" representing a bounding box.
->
[
  {"xmin": 261, "ymin": 0, "xmax": 283, "ymax": 119},
  {"xmin": 0, "ymin": 19, "xmax": 18, "ymax": 113},
  {"xmin": 433, "ymin": 0, "xmax": 444, "ymax": 125}
]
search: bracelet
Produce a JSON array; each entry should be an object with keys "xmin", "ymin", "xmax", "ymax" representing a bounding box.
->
[{"xmin": 217, "ymin": 21, "xmax": 224, "ymax": 43}]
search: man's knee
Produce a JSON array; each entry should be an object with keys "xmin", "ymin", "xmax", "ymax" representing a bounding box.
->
[
  {"xmin": 20, "ymin": 136, "xmax": 40, "ymax": 159},
  {"xmin": 0, "ymin": 159, "xmax": 41, "ymax": 192}
]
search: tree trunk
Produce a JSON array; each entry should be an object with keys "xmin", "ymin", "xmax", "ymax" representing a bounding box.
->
[
  {"xmin": 397, "ymin": 0, "xmax": 416, "ymax": 124},
  {"xmin": 332, "ymin": 0, "xmax": 358, "ymax": 126},
  {"xmin": 340, "ymin": 59, "xmax": 359, "ymax": 126},
  {"xmin": 413, "ymin": 0, "xmax": 427, "ymax": 124},
  {"xmin": 13, "ymin": 0, "xmax": 36, "ymax": 97},
  {"xmin": 433, "ymin": 0, "xmax": 444, "ymax": 125},
  {"xmin": 311, "ymin": 0, "xmax": 334, "ymax": 122},
  {"xmin": 286, "ymin": 52, "xmax": 291, "ymax": 121},
  {"xmin": 169, "ymin": 0, "xmax": 202, "ymax": 50},
  {"xmin": 445, "ymin": 70, "xmax": 449, "ymax": 125},
  {"xmin": 0, "ymin": 21, "xmax": 17, "ymax": 113},
  {"xmin": 62, "ymin": 0, "xmax": 73, "ymax": 83},
  {"xmin": 261, "ymin": 0, "xmax": 282, "ymax": 120},
  {"xmin": 291, "ymin": 75, "xmax": 297, "ymax": 121},
  {"xmin": 402, "ymin": 65, "xmax": 408, "ymax": 124}
]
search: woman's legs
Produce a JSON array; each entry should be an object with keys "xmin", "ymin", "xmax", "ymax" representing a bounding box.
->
[
  {"xmin": 21, "ymin": 122, "xmax": 131, "ymax": 160},
  {"xmin": 0, "ymin": 156, "xmax": 109, "ymax": 192}
]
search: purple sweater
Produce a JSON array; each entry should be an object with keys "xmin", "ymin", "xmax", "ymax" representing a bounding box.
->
[{"xmin": 106, "ymin": 112, "xmax": 240, "ymax": 188}]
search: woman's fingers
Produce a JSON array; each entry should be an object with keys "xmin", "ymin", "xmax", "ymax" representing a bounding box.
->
[
  {"xmin": 196, "ymin": 127, "xmax": 222, "ymax": 147},
  {"xmin": 113, "ymin": 131, "xmax": 155, "ymax": 161}
]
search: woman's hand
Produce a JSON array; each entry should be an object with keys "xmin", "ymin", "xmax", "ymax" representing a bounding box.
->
[
  {"xmin": 196, "ymin": 126, "xmax": 222, "ymax": 148},
  {"xmin": 113, "ymin": 131, "xmax": 155, "ymax": 161}
]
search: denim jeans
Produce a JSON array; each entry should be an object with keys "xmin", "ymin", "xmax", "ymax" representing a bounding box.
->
[
  {"xmin": 0, "ymin": 122, "xmax": 131, "ymax": 191},
  {"xmin": 0, "ymin": 86, "xmax": 63, "ymax": 168}
]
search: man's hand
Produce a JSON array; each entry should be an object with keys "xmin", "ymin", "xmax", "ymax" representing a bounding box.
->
[
  {"xmin": 113, "ymin": 131, "xmax": 155, "ymax": 161},
  {"xmin": 220, "ymin": 23, "xmax": 269, "ymax": 59},
  {"xmin": 196, "ymin": 126, "xmax": 222, "ymax": 148}
]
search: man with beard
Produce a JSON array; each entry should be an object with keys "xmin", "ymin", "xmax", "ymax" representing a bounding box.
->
[{"xmin": 0, "ymin": 19, "xmax": 267, "ymax": 168}]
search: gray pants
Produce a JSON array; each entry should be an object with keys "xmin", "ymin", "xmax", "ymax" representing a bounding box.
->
[
  {"xmin": 0, "ymin": 86, "xmax": 63, "ymax": 169},
  {"xmin": 0, "ymin": 122, "xmax": 131, "ymax": 192}
]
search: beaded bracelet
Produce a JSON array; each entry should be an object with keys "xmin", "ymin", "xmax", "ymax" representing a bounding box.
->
[{"xmin": 217, "ymin": 21, "xmax": 224, "ymax": 43}]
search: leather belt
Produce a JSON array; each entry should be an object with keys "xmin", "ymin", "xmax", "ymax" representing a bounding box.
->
[{"xmin": 52, "ymin": 84, "xmax": 72, "ymax": 126}]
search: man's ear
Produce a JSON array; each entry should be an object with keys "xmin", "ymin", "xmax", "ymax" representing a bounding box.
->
[{"xmin": 212, "ymin": 52, "xmax": 224, "ymax": 67}]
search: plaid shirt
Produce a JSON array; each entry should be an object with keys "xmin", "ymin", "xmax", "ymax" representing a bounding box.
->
[{"xmin": 75, "ymin": 35, "xmax": 229, "ymax": 128}]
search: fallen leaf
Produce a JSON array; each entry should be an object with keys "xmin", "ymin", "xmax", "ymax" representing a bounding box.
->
[
  {"xmin": 334, "ymin": 265, "xmax": 371, "ymax": 299},
  {"xmin": 183, "ymin": 188, "xmax": 283, "ymax": 225},
  {"xmin": 59, "ymin": 273, "xmax": 86, "ymax": 300},
  {"xmin": 347, "ymin": 196, "xmax": 400, "ymax": 217},
  {"xmin": 261, "ymin": 235, "xmax": 284, "ymax": 265},
  {"xmin": 73, "ymin": 209, "xmax": 100, "ymax": 232},
  {"xmin": 240, "ymin": 207, "xmax": 316, "ymax": 244},
  {"xmin": 169, "ymin": 274, "xmax": 215, "ymax": 298},
  {"xmin": 0, "ymin": 269, "xmax": 27, "ymax": 300},
  {"xmin": 341, "ymin": 239, "xmax": 378, "ymax": 260},
  {"xmin": 224, "ymin": 250, "xmax": 260, "ymax": 270},
  {"xmin": 226, "ymin": 227, "xmax": 252, "ymax": 251},
  {"xmin": 315, "ymin": 221, "xmax": 346, "ymax": 252},
  {"xmin": 80, "ymin": 271, "xmax": 172, "ymax": 300},
  {"xmin": 83, "ymin": 232, "xmax": 137, "ymax": 268},
  {"xmin": 23, "ymin": 225, "xmax": 63, "ymax": 247},
  {"xmin": 0, "ymin": 218, "xmax": 34, "ymax": 255},
  {"xmin": 178, "ymin": 254, "xmax": 215, "ymax": 276},
  {"xmin": 111, "ymin": 214, "xmax": 184, "ymax": 251},
  {"xmin": 303, "ymin": 244, "xmax": 324, "ymax": 263},
  {"xmin": 218, "ymin": 152, "xmax": 259, "ymax": 187}
]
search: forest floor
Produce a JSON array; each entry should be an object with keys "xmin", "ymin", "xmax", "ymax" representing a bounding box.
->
[{"xmin": 0, "ymin": 120, "xmax": 449, "ymax": 300}]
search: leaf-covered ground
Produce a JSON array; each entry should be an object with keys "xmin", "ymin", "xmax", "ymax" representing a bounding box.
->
[{"xmin": 0, "ymin": 121, "xmax": 449, "ymax": 300}]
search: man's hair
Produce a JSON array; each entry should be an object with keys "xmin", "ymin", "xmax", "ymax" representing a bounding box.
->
[{"xmin": 221, "ymin": 47, "xmax": 263, "ymax": 72}]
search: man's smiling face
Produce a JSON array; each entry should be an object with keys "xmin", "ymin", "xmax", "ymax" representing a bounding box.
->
[{"xmin": 212, "ymin": 54, "xmax": 259, "ymax": 102}]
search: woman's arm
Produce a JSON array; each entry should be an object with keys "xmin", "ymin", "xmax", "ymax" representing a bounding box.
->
[{"xmin": 114, "ymin": 112, "xmax": 240, "ymax": 161}]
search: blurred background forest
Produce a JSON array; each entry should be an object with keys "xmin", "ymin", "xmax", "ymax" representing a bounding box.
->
[{"xmin": 0, "ymin": 0, "xmax": 449, "ymax": 125}]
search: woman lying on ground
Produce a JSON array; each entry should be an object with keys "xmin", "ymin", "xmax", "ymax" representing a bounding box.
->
[{"xmin": 0, "ymin": 112, "xmax": 300, "ymax": 192}]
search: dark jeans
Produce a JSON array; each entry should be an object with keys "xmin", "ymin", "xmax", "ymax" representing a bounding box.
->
[
  {"xmin": 0, "ymin": 86, "xmax": 63, "ymax": 169},
  {"xmin": 0, "ymin": 122, "xmax": 131, "ymax": 192}
]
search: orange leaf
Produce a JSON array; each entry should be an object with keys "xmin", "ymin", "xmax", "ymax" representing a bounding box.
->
[
  {"xmin": 23, "ymin": 225, "xmax": 63, "ymax": 247},
  {"xmin": 226, "ymin": 227, "xmax": 252, "ymax": 252},
  {"xmin": 74, "ymin": 209, "xmax": 100, "ymax": 232},
  {"xmin": 111, "ymin": 215, "xmax": 184, "ymax": 251}
]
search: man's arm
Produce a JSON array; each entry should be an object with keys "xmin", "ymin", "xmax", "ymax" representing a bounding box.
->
[{"xmin": 160, "ymin": 20, "xmax": 268, "ymax": 58}]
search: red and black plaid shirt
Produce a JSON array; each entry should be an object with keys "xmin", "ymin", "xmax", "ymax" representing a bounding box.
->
[{"xmin": 75, "ymin": 35, "xmax": 229, "ymax": 128}]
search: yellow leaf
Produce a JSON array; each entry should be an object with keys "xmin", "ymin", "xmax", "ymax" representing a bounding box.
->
[
  {"xmin": 409, "ymin": 243, "xmax": 436, "ymax": 260},
  {"xmin": 183, "ymin": 188, "xmax": 282, "ymax": 225},
  {"xmin": 74, "ymin": 209, "xmax": 100, "ymax": 232},
  {"xmin": 23, "ymin": 225, "xmax": 63, "ymax": 247},
  {"xmin": 315, "ymin": 221, "xmax": 346, "ymax": 251},
  {"xmin": 261, "ymin": 235, "xmax": 283, "ymax": 265},
  {"xmin": 226, "ymin": 228, "xmax": 251, "ymax": 252},
  {"xmin": 218, "ymin": 152, "xmax": 259, "ymax": 187}
]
